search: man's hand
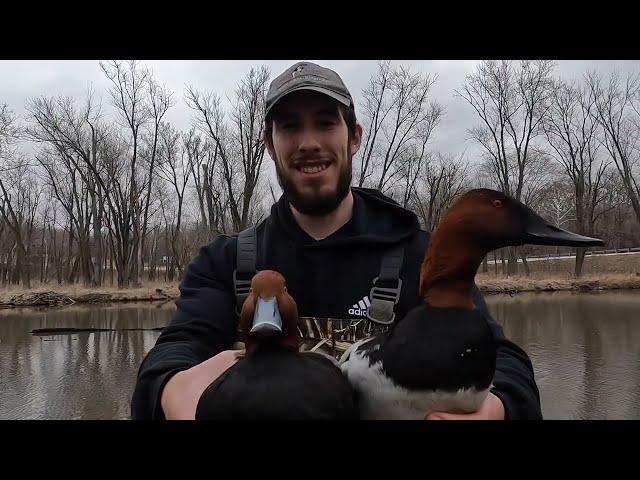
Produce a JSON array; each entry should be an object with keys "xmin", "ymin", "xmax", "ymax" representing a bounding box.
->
[
  {"xmin": 426, "ymin": 392, "xmax": 505, "ymax": 420},
  {"xmin": 161, "ymin": 349, "xmax": 244, "ymax": 420}
]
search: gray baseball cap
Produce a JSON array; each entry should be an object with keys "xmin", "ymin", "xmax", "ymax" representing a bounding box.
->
[{"xmin": 265, "ymin": 61, "xmax": 354, "ymax": 118}]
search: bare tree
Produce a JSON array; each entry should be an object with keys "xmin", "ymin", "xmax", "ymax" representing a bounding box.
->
[
  {"xmin": 25, "ymin": 94, "xmax": 108, "ymax": 286},
  {"xmin": 0, "ymin": 105, "xmax": 39, "ymax": 287},
  {"xmin": 356, "ymin": 61, "xmax": 394, "ymax": 188},
  {"xmin": 544, "ymin": 79, "xmax": 611, "ymax": 275},
  {"xmin": 596, "ymin": 170, "xmax": 633, "ymax": 249},
  {"xmin": 137, "ymin": 77, "xmax": 174, "ymax": 283},
  {"xmin": 457, "ymin": 60, "xmax": 556, "ymax": 275},
  {"xmin": 0, "ymin": 156, "xmax": 43, "ymax": 288},
  {"xmin": 100, "ymin": 60, "xmax": 151, "ymax": 286},
  {"xmin": 185, "ymin": 129, "xmax": 228, "ymax": 235},
  {"xmin": 411, "ymin": 152, "xmax": 469, "ymax": 231},
  {"xmin": 25, "ymin": 62, "xmax": 172, "ymax": 288},
  {"xmin": 356, "ymin": 63, "xmax": 442, "ymax": 196},
  {"xmin": 154, "ymin": 123, "xmax": 193, "ymax": 280},
  {"xmin": 587, "ymin": 71, "xmax": 640, "ymax": 226},
  {"xmin": 35, "ymin": 148, "xmax": 94, "ymax": 285},
  {"xmin": 186, "ymin": 66, "xmax": 270, "ymax": 233}
]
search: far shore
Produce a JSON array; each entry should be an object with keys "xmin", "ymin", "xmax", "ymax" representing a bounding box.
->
[
  {"xmin": 0, "ymin": 282, "xmax": 180, "ymax": 308},
  {"xmin": 476, "ymin": 273, "xmax": 640, "ymax": 294},
  {"xmin": 1, "ymin": 274, "xmax": 640, "ymax": 308}
]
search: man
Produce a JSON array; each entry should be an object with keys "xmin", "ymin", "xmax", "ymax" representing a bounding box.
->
[{"xmin": 131, "ymin": 61, "xmax": 542, "ymax": 420}]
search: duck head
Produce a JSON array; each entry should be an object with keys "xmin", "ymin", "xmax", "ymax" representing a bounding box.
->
[
  {"xmin": 420, "ymin": 189, "xmax": 604, "ymax": 308},
  {"xmin": 239, "ymin": 270, "xmax": 300, "ymax": 354}
]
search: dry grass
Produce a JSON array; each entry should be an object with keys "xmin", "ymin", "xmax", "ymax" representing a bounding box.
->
[
  {"xmin": 485, "ymin": 251, "xmax": 640, "ymax": 277},
  {"xmin": 2, "ymin": 253, "xmax": 640, "ymax": 305},
  {"xmin": 0, "ymin": 281, "xmax": 180, "ymax": 305},
  {"xmin": 477, "ymin": 252, "xmax": 640, "ymax": 293},
  {"xmin": 477, "ymin": 273, "xmax": 640, "ymax": 294}
]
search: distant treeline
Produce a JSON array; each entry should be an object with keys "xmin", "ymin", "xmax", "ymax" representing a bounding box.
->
[{"xmin": 1, "ymin": 60, "xmax": 639, "ymax": 288}]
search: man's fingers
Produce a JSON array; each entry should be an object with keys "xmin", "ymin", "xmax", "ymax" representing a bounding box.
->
[{"xmin": 426, "ymin": 412, "xmax": 480, "ymax": 420}]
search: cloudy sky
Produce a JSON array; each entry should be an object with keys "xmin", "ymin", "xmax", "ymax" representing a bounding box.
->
[{"xmin": 2, "ymin": 59, "xmax": 639, "ymax": 163}]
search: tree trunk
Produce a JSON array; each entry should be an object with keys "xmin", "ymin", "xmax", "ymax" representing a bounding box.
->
[
  {"xmin": 109, "ymin": 245, "xmax": 114, "ymax": 286},
  {"xmin": 65, "ymin": 225, "xmax": 74, "ymax": 282},
  {"xmin": 575, "ymin": 247, "xmax": 587, "ymax": 277},
  {"xmin": 520, "ymin": 251, "xmax": 530, "ymax": 277},
  {"xmin": 507, "ymin": 247, "xmax": 518, "ymax": 277},
  {"xmin": 40, "ymin": 225, "xmax": 47, "ymax": 284},
  {"xmin": 52, "ymin": 228, "xmax": 61, "ymax": 285},
  {"xmin": 17, "ymin": 245, "xmax": 30, "ymax": 289}
]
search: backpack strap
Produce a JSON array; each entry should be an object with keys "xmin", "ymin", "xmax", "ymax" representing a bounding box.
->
[
  {"xmin": 233, "ymin": 224, "xmax": 258, "ymax": 316},
  {"xmin": 366, "ymin": 244, "xmax": 404, "ymax": 325},
  {"xmin": 232, "ymin": 222, "xmax": 404, "ymax": 325}
]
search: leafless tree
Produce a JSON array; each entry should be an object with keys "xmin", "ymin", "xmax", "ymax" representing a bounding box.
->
[
  {"xmin": 154, "ymin": 123, "xmax": 193, "ymax": 280},
  {"xmin": 411, "ymin": 152, "xmax": 469, "ymax": 231},
  {"xmin": 356, "ymin": 62, "xmax": 443, "ymax": 197},
  {"xmin": 186, "ymin": 66, "xmax": 270, "ymax": 233},
  {"xmin": 456, "ymin": 60, "xmax": 556, "ymax": 275},
  {"xmin": 184, "ymin": 128, "xmax": 227, "ymax": 234},
  {"xmin": 544, "ymin": 79, "xmax": 611, "ymax": 275},
  {"xmin": 357, "ymin": 61, "xmax": 394, "ymax": 188},
  {"xmin": 0, "ymin": 155, "xmax": 43, "ymax": 288},
  {"xmin": 25, "ymin": 94, "xmax": 108, "ymax": 286},
  {"xmin": 137, "ymin": 76, "xmax": 174, "ymax": 283},
  {"xmin": 587, "ymin": 71, "xmax": 640, "ymax": 226}
]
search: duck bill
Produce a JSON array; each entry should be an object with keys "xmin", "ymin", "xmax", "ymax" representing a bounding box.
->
[
  {"xmin": 522, "ymin": 208, "xmax": 604, "ymax": 247},
  {"xmin": 250, "ymin": 296, "xmax": 283, "ymax": 337}
]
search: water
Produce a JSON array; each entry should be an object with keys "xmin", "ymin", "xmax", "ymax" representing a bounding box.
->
[
  {"xmin": 1, "ymin": 291, "xmax": 639, "ymax": 419},
  {"xmin": 0, "ymin": 302, "xmax": 175, "ymax": 420},
  {"xmin": 488, "ymin": 291, "xmax": 640, "ymax": 420}
]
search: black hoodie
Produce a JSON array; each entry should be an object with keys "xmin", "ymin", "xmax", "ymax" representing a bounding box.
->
[{"xmin": 131, "ymin": 187, "xmax": 543, "ymax": 420}]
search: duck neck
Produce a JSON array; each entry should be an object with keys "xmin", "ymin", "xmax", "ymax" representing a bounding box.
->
[{"xmin": 420, "ymin": 225, "xmax": 488, "ymax": 309}]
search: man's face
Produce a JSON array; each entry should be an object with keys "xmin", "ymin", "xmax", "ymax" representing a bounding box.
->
[{"xmin": 265, "ymin": 90, "xmax": 362, "ymax": 216}]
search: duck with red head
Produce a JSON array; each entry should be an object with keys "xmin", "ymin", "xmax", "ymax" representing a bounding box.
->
[
  {"xmin": 340, "ymin": 188, "xmax": 604, "ymax": 419},
  {"xmin": 195, "ymin": 270, "xmax": 358, "ymax": 420}
]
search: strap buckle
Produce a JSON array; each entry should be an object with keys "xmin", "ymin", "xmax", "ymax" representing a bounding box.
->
[{"xmin": 366, "ymin": 277, "xmax": 402, "ymax": 325}]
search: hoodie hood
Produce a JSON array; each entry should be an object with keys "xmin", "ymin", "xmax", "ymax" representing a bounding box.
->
[{"xmin": 270, "ymin": 187, "xmax": 421, "ymax": 248}]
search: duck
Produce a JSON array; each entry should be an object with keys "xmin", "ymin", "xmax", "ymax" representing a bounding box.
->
[
  {"xmin": 339, "ymin": 188, "xmax": 604, "ymax": 420},
  {"xmin": 195, "ymin": 269, "xmax": 358, "ymax": 420}
]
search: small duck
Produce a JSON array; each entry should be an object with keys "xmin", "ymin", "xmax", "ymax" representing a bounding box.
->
[
  {"xmin": 340, "ymin": 189, "xmax": 604, "ymax": 420},
  {"xmin": 195, "ymin": 270, "xmax": 358, "ymax": 420}
]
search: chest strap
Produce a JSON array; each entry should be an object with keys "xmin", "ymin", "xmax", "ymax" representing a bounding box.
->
[
  {"xmin": 233, "ymin": 225, "xmax": 257, "ymax": 315},
  {"xmin": 366, "ymin": 244, "xmax": 404, "ymax": 326},
  {"xmin": 233, "ymin": 224, "xmax": 404, "ymax": 325}
]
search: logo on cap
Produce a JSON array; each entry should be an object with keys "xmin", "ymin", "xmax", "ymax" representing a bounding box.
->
[{"xmin": 292, "ymin": 65, "xmax": 305, "ymax": 77}]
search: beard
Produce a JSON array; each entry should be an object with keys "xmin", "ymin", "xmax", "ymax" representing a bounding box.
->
[{"xmin": 275, "ymin": 156, "xmax": 353, "ymax": 216}]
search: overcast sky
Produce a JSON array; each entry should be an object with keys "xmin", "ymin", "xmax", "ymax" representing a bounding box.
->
[{"xmin": 2, "ymin": 59, "xmax": 639, "ymax": 163}]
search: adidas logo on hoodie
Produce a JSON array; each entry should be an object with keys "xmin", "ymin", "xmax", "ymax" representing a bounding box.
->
[{"xmin": 348, "ymin": 295, "xmax": 370, "ymax": 317}]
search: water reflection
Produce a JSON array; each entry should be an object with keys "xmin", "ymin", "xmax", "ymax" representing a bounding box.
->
[
  {"xmin": 0, "ymin": 302, "xmax": 174, "ymax": 420},
  {"xmin": 486, "ymin": 291, "xmax": 640, "ymax": 419},
  {"xmin": 1, "ymin": 291, "xmax": 639, "ymax": 419}
]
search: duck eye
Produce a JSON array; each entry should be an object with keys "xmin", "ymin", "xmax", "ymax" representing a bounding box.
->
[{"xmin": 493, "ymin": 200, "xmax": 503, "ymax": 208}]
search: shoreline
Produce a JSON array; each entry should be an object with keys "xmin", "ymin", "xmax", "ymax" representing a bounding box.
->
[
  {"xmin": 1, "ymin": 274, "xmax": 640, "ymax": 308},
  {"xmin": 0, "ymin": 283, "xmax": 180, "ymax": 308},
  {"xmin": 476, "ymin": 274, "xmax": 640, "ymax": 295}
]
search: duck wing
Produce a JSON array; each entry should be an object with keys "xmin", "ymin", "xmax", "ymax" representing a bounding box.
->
[
  {"xmin": 341, "ymin": 303, "xmax": 497, "ymax": 419},
  {"xmin": 195, "ymin": 348, "xmax": 358, "ymax": 420}
]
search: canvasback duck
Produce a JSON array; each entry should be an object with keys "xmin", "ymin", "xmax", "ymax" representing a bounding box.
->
[
  {"xmin": 195, "ymin": 270, "xmax": 358, "ymax": 420},
  {"xmin": 340, "ymin": 189, "xmax": 604, "ymax": 419}
]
